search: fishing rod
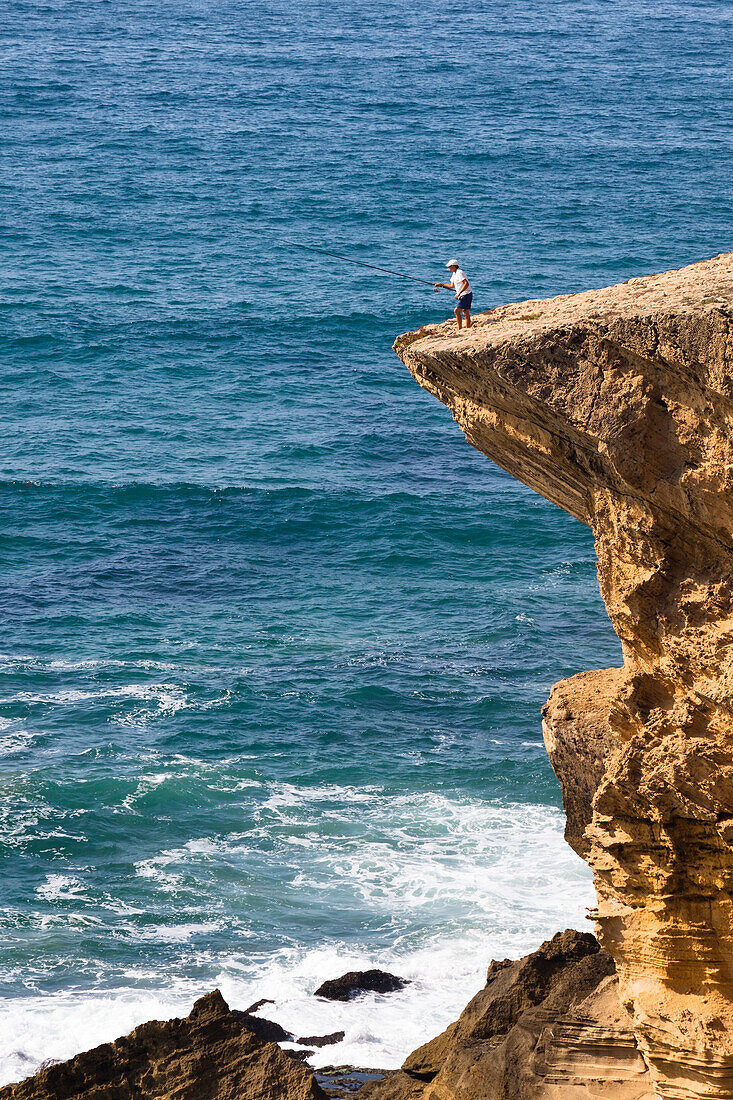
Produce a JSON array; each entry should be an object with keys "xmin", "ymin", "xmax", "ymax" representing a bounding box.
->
[{"xmin": 271, "ymin": 236, "xmax": 441, "ymax": 287}]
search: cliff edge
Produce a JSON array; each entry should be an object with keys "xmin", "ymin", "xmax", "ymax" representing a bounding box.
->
[{"xmin": 393, "ymin": 253, "xmax": 733, "ymax": 1099}]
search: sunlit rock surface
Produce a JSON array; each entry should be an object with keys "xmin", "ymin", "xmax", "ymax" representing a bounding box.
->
[{"xmin": 393, "ymin": 254, "xmax": 733, "ymax": 1099}]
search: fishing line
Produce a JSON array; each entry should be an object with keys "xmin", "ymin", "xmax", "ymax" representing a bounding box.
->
[{"xmin": 267, "ymin": 235, "xmax": 441, "ymax": 287}]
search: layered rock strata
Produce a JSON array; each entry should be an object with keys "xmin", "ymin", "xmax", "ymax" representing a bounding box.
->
[
  {"xmin": 363, "ymin": 930, "xmax": 649, "ymax": 1100},
  {"xmin": 394, "ymin": 253, "xmax": 733, "ymax": 1099},
  {"xmin": 0, "ymin": 991, "xmax": 325, "ymax": 1100}
]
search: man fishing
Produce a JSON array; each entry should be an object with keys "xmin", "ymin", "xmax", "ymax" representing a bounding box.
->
[
  {"xmin": 433, "ymin": 259, "xmax": 472, "ymax": 329},
  {"xmin": 273, "ymin": 239, "xmax": 475, "ymax": 324}
]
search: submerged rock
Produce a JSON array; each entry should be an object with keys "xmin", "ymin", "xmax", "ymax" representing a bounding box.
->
[
  {"xmin": 315, "ymin": 970, "xmax": 408, "ymax": 1001},
  {"xmin": 315, "ymin": 1067, "xmax": 388, "ymax": 1099},
  {"xmin": 245, "ymin": 997, "xmax": 276, "ymax": 1014},
  {"xmin": 297, "ymin": 1032, "xmax": 346, "ymax": 1047},
  {"xmin": 0, "ymin": 989, "xmax": 325, "ymax": 1100}
]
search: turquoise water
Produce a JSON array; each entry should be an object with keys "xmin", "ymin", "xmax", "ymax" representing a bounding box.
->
[{"xmin": 1, "ymin": 0, "xmax": 731, "ymax": 1079}]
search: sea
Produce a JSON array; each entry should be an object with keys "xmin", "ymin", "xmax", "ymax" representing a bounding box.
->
[{"xmin": 1, "ymin": 0, "xmax": 731, "ymax": 1083}]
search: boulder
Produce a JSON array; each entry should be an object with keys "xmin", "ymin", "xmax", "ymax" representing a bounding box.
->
[
  {"xmin": 245, "ymin": 998, "xmax": 276, "ymax": 1014},
  {"xmin": 235, "ymin": 1009, "xmax": 292, "ymax": 1044},
  {"xmin": 314, "ymin": 970, "xmax": 407, "ymax": 1002},
  {"xmin": 297, "ymin": 1032, "xmax": 346, "ymax": 1048}
]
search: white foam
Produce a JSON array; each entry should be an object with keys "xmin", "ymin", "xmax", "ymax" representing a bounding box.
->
[
  {"xmin": 133, "ymin": 835, "xmax": 230, "ymax": 890},
  {"xmin": 0, "ymin": 718, "xmax": 35, "ymax": 757},
  {"xmin": 0, "ymin": 686, "xmax": 156, "ymax": 704},
  {"xmin": 135, "ymin": 921, "xmax": 225, "ymax": 943},
  {"xmin": 35, "ymin": 875, "xmax": 87, "ymax": 902},
  {"xmin": 0, "ymin": 794, "xmax": 594, "ymax": 1084},
  {"xmin": 0, "ymin": 991, "xmax": 197, "ymax": 1088},
  {"xmin": 261, "ymin": 782, "xmax": 379, "ymax": 812},
  {"xmin": 0, "ymin": 913, "xmax": 593, "ymax": 1084},
  {"xmin": 0, "ymin": 683, "xmax": 198, "ymax": 730},
  {"xmin": 0, "ymin": 655, "xmax": 175, "ymax": 674}
]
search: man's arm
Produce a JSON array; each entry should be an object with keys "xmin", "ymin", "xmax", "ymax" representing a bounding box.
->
[
  {"xmin": 454, "ymin": 277, "xmax": 468, "ymax": 297},
  {"xmin": 433, "ymin": 281, "xmax": 452, "ymax": 291}
]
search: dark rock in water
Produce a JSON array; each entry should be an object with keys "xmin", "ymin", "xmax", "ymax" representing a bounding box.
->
[
  {"xmin": 245, "ymin": 997, "xmax": 276, "ymax": 1014},
  {"xmin": 232, "ymin": 1008, "xmax": 292, "ymax": 1043},
  {"xmin": 315, "ymin": 1067, "xmax": 388, "ymax": 1098},
  {"xmin": 0, "ymin": 989, "xmax": 325, "ymax": 1100},
  {"xmin": 288, "ymin": 1049, "xmax": 316, "ymax": 1062},
  {"xmin": 297, "ymin": 1031, "xmax": 345, "ymax": 1048},
  {"xmin": 314, "ymin": 970, "xmax": 408, "ymax": 1001}
]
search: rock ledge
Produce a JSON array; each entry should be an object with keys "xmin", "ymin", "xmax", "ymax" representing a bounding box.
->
[{"xmin": 395, "ymin": 253, "xmax": 733, "ymax": 1099}]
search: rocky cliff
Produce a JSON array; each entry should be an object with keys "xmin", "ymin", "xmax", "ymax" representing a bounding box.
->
[
  {"xmin": 0, "ymin": 991, "xmax": 325, "ymax": 1100},
  {"xmin": 362, "ymin": 930, "xmax": 649, "ymax": 1100},
  {"xmin": 6, "ymin": 257, "xmax": 733, "ymax": 1100},
  {"xmin": 393, "ymin": 253, "xmax": 733, "ymax": 1099}
]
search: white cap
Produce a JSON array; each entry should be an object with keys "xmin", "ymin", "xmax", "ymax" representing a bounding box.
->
[{"xmin": 445, "ymin": 258, "xmax": 459, "ymax": 269}]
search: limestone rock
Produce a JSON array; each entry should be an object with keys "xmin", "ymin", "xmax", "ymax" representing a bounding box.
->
[
  {"xmin": 394, "ymin": 252, "xmax": 733, "ymax": 1098},
  {"xmin": 364, "ymin": 931, "xmax": 649, "ymax": 1099},
  {"xmin": 542, "ymin": 668, "xmax": 627, "ymax": 860},
  {"xmin": 0, "ymin": 990, "xmax": 325, "ymax": 1100}
]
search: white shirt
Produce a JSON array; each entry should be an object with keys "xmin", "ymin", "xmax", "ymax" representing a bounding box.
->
[{"xmin": 451, "ymin": 269, "xmax": 470, "ymax": 297}]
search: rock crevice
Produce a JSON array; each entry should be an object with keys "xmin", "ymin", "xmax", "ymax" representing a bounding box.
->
[{"xmin": 394, "ymin": 254, "xmax": 733, "ymax": 1099}]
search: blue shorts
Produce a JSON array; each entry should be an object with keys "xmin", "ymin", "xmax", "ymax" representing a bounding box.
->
[{"xmin": 455, "ymin": 291, "xmax": 473, "ymax": 311}]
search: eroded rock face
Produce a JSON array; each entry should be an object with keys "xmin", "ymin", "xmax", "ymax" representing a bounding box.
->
[
  {"xmin": 394, "ymin": 253, "xmax": 733, "ymax": 1098},
  {"xmin": 0, "ymin": 990, "xmax": 325, "ymax": 1100},
  {"xmin": 362, "ymin": 931, "xmax": 650, "ymax": 1100}
]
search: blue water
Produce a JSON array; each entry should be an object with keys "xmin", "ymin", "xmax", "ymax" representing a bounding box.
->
[{"xmin": 1, "ymin": 0, "xmax": 731, "ymax": 1080}]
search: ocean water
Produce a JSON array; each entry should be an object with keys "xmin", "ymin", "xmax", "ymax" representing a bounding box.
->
[{"xmin": 1, "ymin": 0, "xmax": 731, "ymax": 1082}]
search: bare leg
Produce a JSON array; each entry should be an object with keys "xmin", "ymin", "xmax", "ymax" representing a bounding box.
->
[
  {"xmin": 454, "ymin": 306, "xmax": 462, "ymax": 329},
  {"xmin": 464, "ymin": 309, "xmax": 471, "ymax": 328}
]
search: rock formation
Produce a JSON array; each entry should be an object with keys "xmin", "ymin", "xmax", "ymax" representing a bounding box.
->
[
  {"xmin": 314, "ymin": 970, "xmax": 408, "ymax": 1001},
  {"xmin": 393, "ymin": 252, "xmax": 733, "ymax": 1098},
  {"xmin": 0, "ymin": 990, "xmax": 325, "ymax": 1100},
  {"xmin": 296, "ymin": 1033, "xmax": 346, "ymax": 1048},
  {"xmin": 362, "ymin": 930, "xmax": 649, "ymax": 1099},
  {"xmin": 6, "ymin": 256, "xmax": 732, "ymax": 1100}
]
